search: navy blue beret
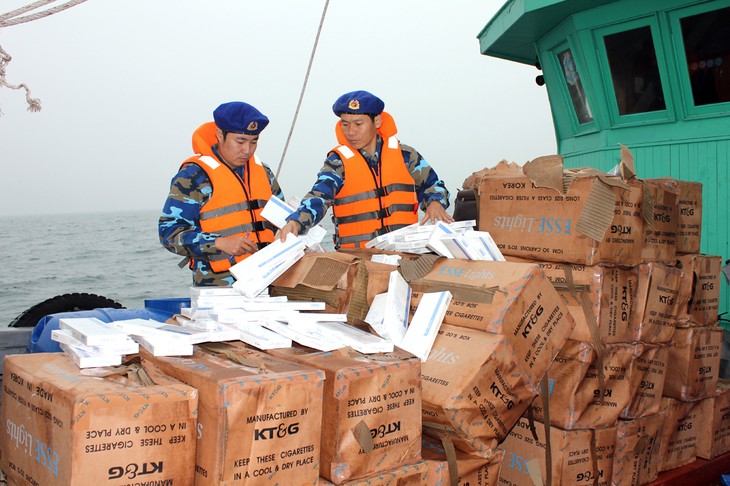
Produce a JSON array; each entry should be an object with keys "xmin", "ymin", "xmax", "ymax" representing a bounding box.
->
[
  {"xmin": 332, "ymin": 90, "xmax": 385, "ymax": 116},
  {"xmin": 213, "ymin": 101, "xmax": 269, "ymax": 135}
]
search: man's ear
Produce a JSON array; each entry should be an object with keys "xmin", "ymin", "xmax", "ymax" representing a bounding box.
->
[
  {"xmin": 215, "ymin": 128, "xmax": 224, "ymax": 144},
  {"xmin": 374, "ymin": 114, "xmax": 382, "ymax": 129}
]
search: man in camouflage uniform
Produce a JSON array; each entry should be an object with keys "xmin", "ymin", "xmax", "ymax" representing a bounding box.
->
[
  {"xmin": 159, "ymin": 101, "xmax": 284, "ymax": 286},
  {"xmin": 278, "ymin": 90, "xmax": 452, "ymax": 248}
]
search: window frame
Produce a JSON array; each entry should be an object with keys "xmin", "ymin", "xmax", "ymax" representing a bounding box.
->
[
  {"xmin": 668, "ymin": 1, "xmax": 730, "ymax": 119},
  {"xmin": 593, "ymin": 16, "xmax": 676, "ymax": 127}
]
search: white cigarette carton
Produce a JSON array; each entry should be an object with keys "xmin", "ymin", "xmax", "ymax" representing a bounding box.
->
[
  {"xmin": 399, "ymin": 291, "xmax": 452, "ymax": 361},
  {"xmin": 371, "ymin": 254, "xmax": 402, "ymax": 266},
  {"xmin": 59, "ymin": 343, "xmax": 123, "ymax": 368},
  {"xmin": 292, "ymin": 320, "xmax": 394, "ymax": 354},
  {"xmin": 231, "ymin": 237, "xmax": 306, "ymax": 298},
  {"xmin": 239, "ymin": 301, "xmax": 326, "ymax": 312},
  {"xmin": 466, "ymin": 230, "xmax": 506, "ymax": 261},
  {"xmin": 134, "ymin": 334, "xmax": 194, "ymax": 357},
  {"xmin": 58, "ymin": 317, "xmax": 131, "ymax": 346},
  {"xmin": 52, "ymin": 329, "xmax": 139, "ymax": 355},
  {"xmin": 261, "ymin": 320, "xmax": 342, "ymax": 352},
  {"xmin": 385, "ymin": 270, "xmax": 411, "ymax": 343},
  {"xmin": 233, "ymin": 322, "xmax": 293, "ymax": 350},
  {"xmin": 261, "ymin": 196, "xmax": 296, "ymax": 228},
  {"xmin": 189, "ymin": 286, "xmax": 242, "ymax": 297},
  {"xmin": 427, "ymin": 221, "xmax": 457, "ymax": 258}
]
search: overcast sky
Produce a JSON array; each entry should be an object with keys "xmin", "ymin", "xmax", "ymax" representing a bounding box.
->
[{"xmin": 0, "ymin": 0, "xmax": 556, "ymax": 217}]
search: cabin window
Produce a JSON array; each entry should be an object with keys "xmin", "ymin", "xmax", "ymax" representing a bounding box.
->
[
  {"xmin": 680, "ymin": 6, "xmax": 730, "ymax": 106},
  {"xmin": 603, "ymin": 26, "xmax": 665, "ymax": 115},
  {"xmin": 557, "ymin": 49, "xmax": 593, "ymax": 124}
]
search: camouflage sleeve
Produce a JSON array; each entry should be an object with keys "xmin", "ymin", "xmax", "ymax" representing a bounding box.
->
[
  {"xmin": 262, "ymin": 162, "xmax": 285, "ymax": 201},
  {"xmin": 285, "ymin": 152, "xmax": 344, "ymax": 232},
  {"xmin": 401, "ymin": 143, "xmax": 451, "ymax": 211},
  {"xmin": 158, "ymin": 163, "xmax": 220, "ymax": 258}
]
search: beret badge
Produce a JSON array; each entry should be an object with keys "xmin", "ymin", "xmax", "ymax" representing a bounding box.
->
[
  {"xmin": 348, "ymin": 99, "xmax": 360, "ymax": 111},
  {"xmin": 246, "ymin": 121, "xmax": 259, "ymax": 132}
]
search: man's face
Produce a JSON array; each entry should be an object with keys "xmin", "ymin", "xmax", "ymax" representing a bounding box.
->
[
  {"xmin": 216, "ymin": 130, "xmax": 259, "ymax": 168},
  {"xmin": 340, "ymin": 113, "xmax": 381, "ymax": 152}
]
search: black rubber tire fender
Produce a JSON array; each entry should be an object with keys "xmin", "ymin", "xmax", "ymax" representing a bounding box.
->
[{"xmin": 9, "ymin": 293, "xmax": 125, "ymax": 328}]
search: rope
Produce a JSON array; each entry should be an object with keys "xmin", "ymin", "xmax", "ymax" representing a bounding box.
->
[
  {"xmin": 275, "ymin": 0, "xmax": 331, "ymax": 179},
  {"xmin": 0, "ymin": 0, "xmax": 90, "ymax": 114},
  {"xmin": 0, "ymin": 0, "xmax": 89, "ymax": 27}
]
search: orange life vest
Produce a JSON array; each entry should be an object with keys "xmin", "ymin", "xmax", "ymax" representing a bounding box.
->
[
  {"xmin": 184, "ymin": 122, "xmax": 276, "ymax": 272},
  {"xmin": 331, "ymin": 112, "xmax": 418, "ymax": 248}
]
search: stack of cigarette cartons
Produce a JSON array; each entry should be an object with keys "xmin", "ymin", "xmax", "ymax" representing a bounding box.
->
[
  {"xmin": 142, "ymin": 343, "xmax": 326, "ymax": 485},
  {"xmin": 52, "ymin": 317, "xmax": 139, "ymax": 368},
  {"xmin": 1, "ymin": 352, "xmax": 198, "ymax": 485},
  {"xmin": 460, "ymin": 147, "xmax": 724, "ymax": 484},
  {"xmin": 363, "ymin": 220, "xmax": 506, "ymax": 261}
]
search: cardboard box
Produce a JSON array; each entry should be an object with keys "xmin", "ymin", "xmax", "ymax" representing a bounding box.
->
[
  {"xmin": 421, "ymin": 435, "xmax": 503, "ymax": 486},
  {"xmin": 410, "ymin": 259, "xmax": 575, "ymax": 385},
  {"xmin": 271, "ymin": 251, "xmax": 361, "ymax": 316},
  {"xmin": 267, "ymin": 347, "xmax": 422, "ymax": 484},
  {"xmin": 1, "ymin": 353, "xmax": 197, "ymax": 486},
  {"xmin": 620, "ymin": 343, "xmax": 669, "ymax": 420},
  {"xmin": 420, "ymin": 324, "xmax": 538, "ymax": 456},
  {"xmin": 531, "ymin": 341, "xmax": 634, "ymax": 429},
  {"xmin": 468, "ymin": 153, "xmax": 650, "ymax": 266},
  {"xmin": 676, "ymin": 254, "xmax": 723, "ymax": 326},
  {"xmin": 497, "ymin": 416, "xmax": 615, "ymax": 486},
  {"xmin": 611, "ymin": 413, "xmax": 665, "ymax": 486},
  {"xmin": 663, "ymin": 326, "xmax": 723, "ymax": 401},
  {"xmin": 505, "ymin": 259, "xmax": 680, "ymax": 344},
  {"xmin": 630, "ymin": 262, "xmax": 682, "ymax": 343},
  {"xmin": 658, "ymin": 396, "xmax": 713, "ymax": 472},
  {"xmin": 696, "ymin": 379, "xmax": 730, "ymax": 459},
  {"xmin": 142, "ymin": 344, "xmax": 326, "ymax": 486},
  {"xmin": 640, "ymin": 178, "xmax": 679, "ymax": 264},
  {"xmin": 316, "ymin": 461, "xmax": 428, "ymax": 485},
  {"xmin": 646, "ymin": 178, "xmax": 702, "ymax": 254}
]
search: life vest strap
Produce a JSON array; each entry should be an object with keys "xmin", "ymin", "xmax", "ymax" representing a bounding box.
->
[
  {"xmin": 215, "ymin": 221, "xmax": 276, "ymax": 238},
  {"xmin": 200, "ymin": 199, "xmax": 268, "ymax": 220},
  {"xmin": 334, "ymin": 203, "xmax": 418, "ymax": 225},
  {"xmin": 335, "ymin": 183, "xmax": 416, "ymax": 205}
]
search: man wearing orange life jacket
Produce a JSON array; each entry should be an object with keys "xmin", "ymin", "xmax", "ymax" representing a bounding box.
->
[
  {"xmin": 278, "ymin": 90, "xmax": 453, "ymax": 248},
  {"xmin": 159, "ymin": 101, "xmax": 284, "ymax": 286}
]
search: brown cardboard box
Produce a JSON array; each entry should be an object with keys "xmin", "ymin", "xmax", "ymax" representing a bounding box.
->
[
  {"xmin": 420, "ymin": 324, "xmax": 538, "ymax": 457},
  {"xmin": 410, "ymin": 259, "xmax": 575, "ymax": 385},
  {"xmin": 142, "ymin": 345, "xmax": 325, "ymax": 486},
  {"xmin": 267, "ymin": 347, "xmax": 422, "ymax": 484},
  {"xmin": 658, "ymin": 396, "xmax": 713, "ymax": 472},
  {"xmin": 630, "ymin": 262, "xmax": 682, "ymax": 343},
  {"xmin": 697, "ymin": 379, "xmax": 730, "ymax": 459},
  {"xmin": 497, "ymin": 417, "xmax": 615, "ymax": 486},
  {"xmin": 1, "ymin": 353, "xmax": 197, "ymax": 486},
  {"xmin": 505, "ymin": 259, "xmax": 680, "ymax": 344},
  {"xmin": 611, "ymin": 413, "xmax": 665, "ymax": 486},
  {"xmin": 531, "ymin": 341, "xmax": 634, "ymax": 429},
  {"xmin": 663, "ymin": 326, "xmax": 723, "ymax": 401},
  {"xmin": 316, "ymin": 461, "xmax": 428, "ymax": 485},
  {"xmin": 620, "ymin": 343, "xmax": 669, "ymax": 420},
  {"xmin": 467, "ymin": 153, "xmax": 649, "ymax": 266},
  {"xmin": 675, "ymin": 254, "xmax": 723, "ymax": 326},
  {"xmin": 421, "ymin": 435, "xmax": 503, "ymax": 486},
  {"xmin": 646, "ymin": 178, "xmax": 703, "ymax": 254},
  {"xmin": 640, "ymin": 178, "xmax": 679, "ymax": 265},
  {"xmin": 271, "ymin": 251, "xmax": 361, "ymax": 315}
]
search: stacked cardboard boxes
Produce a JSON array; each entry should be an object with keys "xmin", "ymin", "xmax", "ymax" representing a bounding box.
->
[{"xmin": 462, "ymin": 150, "xmax": 725, "ymax": 485}]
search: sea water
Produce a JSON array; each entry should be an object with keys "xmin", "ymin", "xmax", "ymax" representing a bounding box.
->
[{"xmin": 0, "ymin": 210, "xmax": 335, "ymax": 326}]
